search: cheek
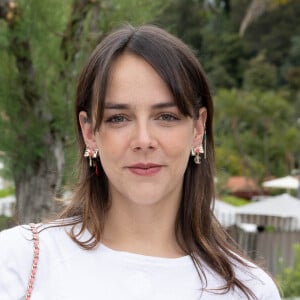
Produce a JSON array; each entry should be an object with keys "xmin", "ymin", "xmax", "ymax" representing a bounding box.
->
[
  {"xmin": 162, "ymin": 130, "xmax": 193, "ymax": 158},
  {"xmin": 97, "ymin": 130, "xmax": 131, "ymax": 164}
]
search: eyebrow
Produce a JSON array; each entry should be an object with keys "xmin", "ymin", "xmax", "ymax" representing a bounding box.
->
[{"xmin": 104, "ymin": 102, "xmax": 176, "ymax": 109}]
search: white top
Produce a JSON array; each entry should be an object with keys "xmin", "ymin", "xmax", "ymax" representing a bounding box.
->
[{"xmin": 0, "ymin": 222, "xmax": 281, "ymax": 300}]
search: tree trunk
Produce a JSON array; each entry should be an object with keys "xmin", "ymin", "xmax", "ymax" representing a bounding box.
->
[{"xmin": 14, "ymin": 135, "xmax": 64, "ymax": 223}]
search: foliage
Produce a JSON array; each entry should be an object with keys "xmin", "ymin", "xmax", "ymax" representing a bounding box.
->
[
  {"xmin": 243, "ymin": 52, "xmax": 277, "ymax": 90},
  {"xmin": 282, "ymin": 36, "xmax": 300, "ymax": 90},
  {"xmin": 98, "ymin": 0, "xmax": 166, "ymax": 31},
  {"xmin": 201, "ymin": 21, "xmax": 248, "ymax": 89},
  {"xmin": 214, "ymin": 89, "xmax": 300, "ymax": 179},
  {"xmin": 156, "ymin": 0, "xmax": 208, "ymax": 49},
  {"xmin": 278, "ymin": 244, "xmax": 300, "ymax": 297},
  {"xmin": 0, "ymin": 0, "xmax": 73, "ymax": 177},
  {"xmin": 244, "ymin": 0, "xmax": 300, "ymax": 72},
  {"xmin": 158, "ymin": 0, "xmax": 249, "ymax": 89},
  {"xmin": 158, "ymin": 0, "xmax": 300, "ymax": 93}
]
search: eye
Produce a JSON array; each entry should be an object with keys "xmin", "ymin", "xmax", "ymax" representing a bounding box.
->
[
  {"xmin": 105, "ymin": 114, "xmax": 129, "ymax": 123},
  {"xmin": 158, "ymin": 113, "xmax": 180, "ymax": 122}
]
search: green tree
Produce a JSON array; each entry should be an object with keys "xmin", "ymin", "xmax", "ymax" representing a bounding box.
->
[
  {"xmin": 202, "ymin": 29, "xmax": 247, "ymax": 88},
  {"xmin": 0, "ymin": 0, "xmax": 74, "ymax": 223},
  {"xmin": 244, "ymin": 0, "xmax": 300, "ymax": 68},
  {"xmin": 282, "ymin": 35, "xmax": 300, "ymax": 91},
  {"xmin": 156, "ymin": 0, "xmax": 208, "ymax": 53},
  {"xmin": 243, "ymin": 52, "xmax": 277, "ymax": 91},
  {"xmin": 214, "ymin": 89, "xmax": 300, "ymax": 180}
]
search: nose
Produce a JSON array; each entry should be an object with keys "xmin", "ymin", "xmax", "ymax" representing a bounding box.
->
[{"xmin": 130, "ymin": 121, "xmax": 157, "ymax": 151}]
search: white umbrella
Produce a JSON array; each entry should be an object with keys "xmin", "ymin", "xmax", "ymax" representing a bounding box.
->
[
  {"xmin": 262, "ymin": 176, "xmax": 299, "ymax": 190},
  {"xmin": 236, "ymin": 194, "xmax": 300, "ymax": 217},
  {"xmin": 235, "ymin": 193, "xmax": 300, "ymax": 230}
]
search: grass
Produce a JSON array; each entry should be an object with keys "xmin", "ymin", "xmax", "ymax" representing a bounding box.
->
[
  {"xmin": 0, "ymin": 186, "xmax": 14, "ymax": 198},
  {"xmin": 221, "ymin": 195, "xmax": 249, "ymax": 206}
]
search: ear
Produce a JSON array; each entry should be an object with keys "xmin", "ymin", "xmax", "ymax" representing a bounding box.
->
[
  {"xmin": 79, "ymin": 111, "xmax": 97, "ymax": 149},
  {"xmin": 192, "ymin": 107, "xmax": 207, "ymax": 148}
]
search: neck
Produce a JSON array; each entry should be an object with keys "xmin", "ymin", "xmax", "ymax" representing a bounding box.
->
[{"xmin": 102, "ymin": 197, "xmax": 184, "ymax": 258}]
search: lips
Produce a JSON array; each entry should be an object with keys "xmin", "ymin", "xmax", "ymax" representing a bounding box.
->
[{"xmin": 127, "ymin": 163, "xmax": 163, "ymax": 176}]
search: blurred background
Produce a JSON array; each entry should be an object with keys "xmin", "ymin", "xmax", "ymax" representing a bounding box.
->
[{"xmin": 0, "ymin": 0, "xmax": 299, "ymax": 297}]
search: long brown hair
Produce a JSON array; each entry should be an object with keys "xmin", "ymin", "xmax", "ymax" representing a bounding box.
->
[{"xmin": 60, "ymin": 24, "xmax": 256, "ymax": 299}]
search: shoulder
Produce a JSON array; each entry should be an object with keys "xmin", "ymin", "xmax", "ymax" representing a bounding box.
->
[
  {"xmin": 0, "ymin": 220, "xmax": 76, "ymax": 256},
  {"xmin": 232, "ymin": 257, "xmax": 282, "ymax": 299},
  {"xmin": 0, "ymin": 223, "xmax": 69, "ymax": 271},
  {"xmin": 201, "ymin": 252, "xmax": 281, "ymax": 299},
  {"xmin": 0, "ymin": 219, "xmax": 83, "ymax": 265}
]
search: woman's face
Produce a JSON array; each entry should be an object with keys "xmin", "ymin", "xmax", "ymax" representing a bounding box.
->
[{"xmin": 80, "ymin": 52, "xmax": 206, "ymax": 208}]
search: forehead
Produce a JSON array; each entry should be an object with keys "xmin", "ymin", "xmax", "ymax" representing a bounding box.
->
[{"xmin": 104, "ymin": 52, "xmax": 174, "ymax": 105}]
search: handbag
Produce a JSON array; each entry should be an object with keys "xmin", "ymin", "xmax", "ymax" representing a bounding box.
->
[{"xmin": 25, "ymin": 223, "xmax": 40, "ymax": 300}]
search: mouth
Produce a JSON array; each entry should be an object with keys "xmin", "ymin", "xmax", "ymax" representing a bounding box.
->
[{"xmin": 127, "ymin": 163, "xmax": 163, "ymax": 176}]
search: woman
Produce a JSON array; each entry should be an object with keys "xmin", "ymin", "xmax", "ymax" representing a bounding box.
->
[{"xmin": 0, "ymin": 24, "xmax": 281, "ymax": 299}]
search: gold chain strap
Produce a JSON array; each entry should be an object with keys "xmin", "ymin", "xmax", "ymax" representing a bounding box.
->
[{"xmin": 25, "ymin": 223, "xmax": 39, "ymax": 300}]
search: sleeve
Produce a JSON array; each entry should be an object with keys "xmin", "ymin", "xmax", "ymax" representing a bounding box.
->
[{"xmin": 0, "ymin": 226, "xmax": 34, "ymax": 300}]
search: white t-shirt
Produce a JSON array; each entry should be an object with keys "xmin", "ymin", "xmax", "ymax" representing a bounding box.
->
[{"xmin": 0, "ymin": 222, "xmax": 281, "ymax": 300}]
